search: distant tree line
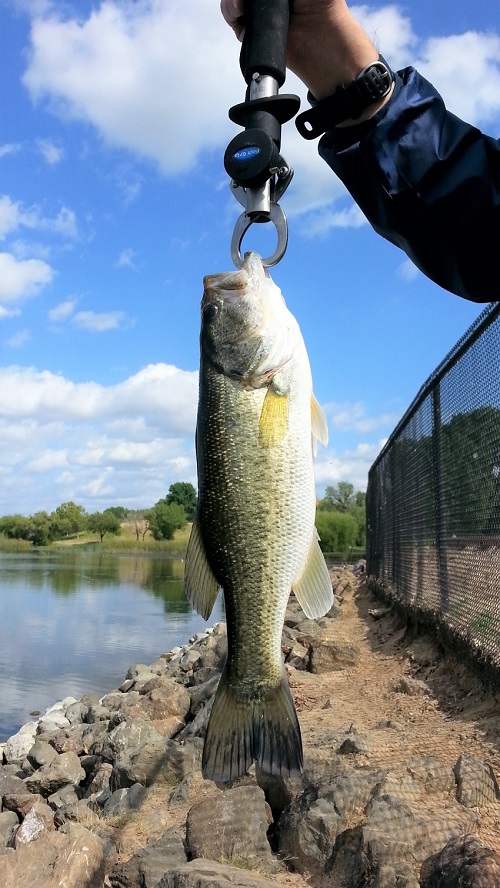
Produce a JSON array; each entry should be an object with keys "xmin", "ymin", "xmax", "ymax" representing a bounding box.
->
[
  {"xmin": 0, "ymin": 482, "xmax": 198, "ymax": 547},
  {"xmin": 315, "ymin": 482, "xmax": 366, "ymax": 556}
]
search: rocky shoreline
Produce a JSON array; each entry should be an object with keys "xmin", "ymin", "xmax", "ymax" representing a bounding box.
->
[{"xmin": 2, "ymin": 568, "xmax": 500, "ymax": 887}]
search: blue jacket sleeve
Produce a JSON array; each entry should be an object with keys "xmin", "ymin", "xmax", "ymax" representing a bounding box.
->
[{"xmin": 318, "ymin": 66, "xmax": 500, "ymax": 303}]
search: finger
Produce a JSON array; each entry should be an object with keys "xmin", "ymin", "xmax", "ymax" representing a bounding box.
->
[{"xmin": 220, "ymin": 0, "xmax": 244, "ymax": 26}]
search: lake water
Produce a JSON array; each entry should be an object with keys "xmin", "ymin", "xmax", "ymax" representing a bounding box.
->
[{"xmin": 0, "ymin": 549, "xmax": 224, "ymax": 742}]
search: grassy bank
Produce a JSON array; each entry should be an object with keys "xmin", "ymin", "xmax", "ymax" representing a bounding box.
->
[{"xmin": 0, "ymin": 523, "xmax": 192, "ymax": 557}]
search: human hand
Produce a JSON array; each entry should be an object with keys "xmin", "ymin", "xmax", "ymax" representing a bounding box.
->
[{"xmin": 221, "ymin": 0, "xmax": 381, "ymax": 101}]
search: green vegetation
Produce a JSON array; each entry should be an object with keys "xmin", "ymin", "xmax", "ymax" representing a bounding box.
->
[
  {"xmin": 0, "ymin": 482, "xmax": 198, "ymax": 552},
  {"xmin": 316, "ymin": 482, "xmax": 366, "ymax": 559}
]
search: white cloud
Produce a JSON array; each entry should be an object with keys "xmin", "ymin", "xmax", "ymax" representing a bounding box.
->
[
  {"xmin": 416, "ymin": 32, "xmax": 500, "ymax": 126},
  {"xmin": 48, "ymin": 298, "xmax": 78, "ymax": 322},
  {"xmin": 115, "ymin": 248, "xmax": 137, "ymax": 269},
  {"xmin": 20, "ymin": 3, "xmax": 500, "ymax": 229},
  {"xmin": 0, "ymin": 195, "xmax": 78, "ymax": 241},
  {"xmin": 72, "ymin": 310, "xmax": 131, "ymax": 332},
  {"xmin": 314, "ymin": 439, "xmax": 388, "ymax": 494},
  {"xmin": 36, "ymin": 137, "xmax": 64, "ymax": 165},
  {"xmin": 324, "ymin": 401, "xmax": 401, "ymax": 435},
  {"xmin": 0, "ymin": 363, "xmax": 199, "ymax": 514},
  {"xmin": 0, "ymin": 252, "xmax": 54, "ymax": 305},
  {"xmin": 23, "ymin": 0, "xmax": 239, "ymax": 176},
  {"xmin": 6, "ymin": 329, "xmax": 31, "ymax": 348},
  {"xmin": 0, "ymin": 143, "xmax": 22, "ymax": 159}
]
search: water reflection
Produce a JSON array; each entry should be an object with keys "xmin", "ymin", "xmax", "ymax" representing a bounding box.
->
[{"xmin": 0, "ymin": 550, "xmax": 224, "ymax": 740}]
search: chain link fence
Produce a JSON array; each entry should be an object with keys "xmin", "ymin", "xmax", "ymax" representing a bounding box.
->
[{"xmin": 367, "ymin": 303, "xmax": 500, "ymax": 671}]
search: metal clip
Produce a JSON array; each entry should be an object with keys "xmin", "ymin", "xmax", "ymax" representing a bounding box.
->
[{"xmin": 231, "ymin": 202, "xmax": 288, "ymax": 268}]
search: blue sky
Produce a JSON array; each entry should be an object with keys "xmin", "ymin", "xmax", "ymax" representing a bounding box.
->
[{"xmin": 0, "ymin": 0, "xmax": 498, "ymax": 516}]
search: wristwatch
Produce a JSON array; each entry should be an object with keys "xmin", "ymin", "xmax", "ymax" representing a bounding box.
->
[{"xmin": 295, "ymin": 58, "xmax": 394, "ymax": 140}]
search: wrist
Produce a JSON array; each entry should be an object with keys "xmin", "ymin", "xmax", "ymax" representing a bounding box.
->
[{"xmin": 288, "ymin": 5, "xmax": 381, "ymax": 100}]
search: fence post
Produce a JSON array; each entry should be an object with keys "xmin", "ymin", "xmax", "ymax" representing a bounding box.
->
[{"xmin": 432, "ymin": 383, "xmax": 449, "ymax": 613}]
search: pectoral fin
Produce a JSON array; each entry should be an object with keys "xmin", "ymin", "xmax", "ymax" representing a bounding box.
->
[
  {"xmin": 292, "ymin": 528, "xmax": 333, "ymax": 619},
  {"xmin": 311, "ymin": 394, "xmax": 328, "ymax": 456},
  {"xmin": 258, "ymin": 386, "xmax": 289, "ymax": 449},
  {"xmin": 184, "ymin": 514, "xmax": 220, "ymax": 620}
]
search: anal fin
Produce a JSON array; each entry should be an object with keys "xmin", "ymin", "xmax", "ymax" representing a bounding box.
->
[
  {"xmin": 292, "ymin": 528, "xmax": 333, "ymax": 619},
  {"xmin": 183, "ymin": 514, "xmax": 220, "ymax": 620}
]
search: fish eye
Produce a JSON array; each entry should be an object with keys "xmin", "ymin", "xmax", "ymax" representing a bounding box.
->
[{"xmin": 202, "ymin": 303, "xmax": 218, "ymax": 321}]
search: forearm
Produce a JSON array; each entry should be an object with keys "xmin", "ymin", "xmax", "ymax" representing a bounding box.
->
[{"xmin": 319, "ymin": 67, "xmax": 500, "ymax": 302}]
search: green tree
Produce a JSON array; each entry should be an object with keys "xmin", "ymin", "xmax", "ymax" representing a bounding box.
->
[
  {"xmin": 147, "ymin": 501, "xmax": 187, "ymax": 541},
  {"xmin": 106, "ymin": 506, "xmax": 128, "ymax": 519},
  {"xmin": 166, "ymin": 482, "xmax": 197, "ymax": 521},
  {"xmin": 87, "ymin": 510, "xmax": 121, "ymax": 542},
  {"xmin": 52, "ymin": 501, "xmax": 87, "ymax": 537},
  {"xmin": 323, "ymin": 482, "xmax": 355, "ymax": 513},
  {"xmin": 315, "ymin": 510, "xmax": 358, "ymax": 556}
]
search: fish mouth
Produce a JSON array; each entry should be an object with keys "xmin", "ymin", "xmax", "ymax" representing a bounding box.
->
[{"xmin": 202, "ymin": 252, "xmax": 265, "ymax": 301}]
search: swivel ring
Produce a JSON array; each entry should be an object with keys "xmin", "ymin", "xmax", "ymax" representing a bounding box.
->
[{"xmin": 230, "ymin": 203, "xmax": 289, "ymax": 268}]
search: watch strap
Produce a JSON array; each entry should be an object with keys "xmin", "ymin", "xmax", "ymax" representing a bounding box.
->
[{"xmin": 295, "ymin": 58, "xmax": 394, "ymax": 140}]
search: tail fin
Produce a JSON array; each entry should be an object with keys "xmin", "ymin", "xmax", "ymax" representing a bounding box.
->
[{"xmin": 202, "ymin": 667, "xmax": 303, "ymax": 783}]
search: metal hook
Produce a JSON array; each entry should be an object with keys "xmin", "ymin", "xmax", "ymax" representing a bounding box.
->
[{"xmin": 230, "ymin": 203, "xmax": 288, "ymax": 268}]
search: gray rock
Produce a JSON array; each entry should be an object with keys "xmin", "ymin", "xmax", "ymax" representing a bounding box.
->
[
  {"xmin": 186, "ymin": 785, "xmax": 279, "ymax": 874},
  {"xmin": 142, "ymin": 677, "xmax": 191, "ymax": 721},
  {"xmin": 53, "ymin": 799, "xmax": 100, "ymax": 828},
  {"xmin": 327, "ymin": 793, "xmax": 478, "ymax": 884},
  {"xmin": 156, "ymin": 858, "xmax": 280, "ymax": 887},
  {"xmin": 24, "ymin": 751, "xmax": 86, "ymax": 797},
  {"xmin": 84, "ymin": 761, "xmax": 113, "ymax": 798},
  {"xmin": 112, "ymin": 738, "xmax": 197, "ymax": 789},
  {"xmin": 420, "ymin": 834, "xmax": 500, "ymax": 888},
  {"xmin": 102, "ymin": 783, "xmax": 147, "ymax": 817},
  {"xmin": 108, "ymin": 827, "xmax": 187, "ymax": 888},
  {"xmin": 337, "ymin": 726, "xmax": 371, "ymax": 757},
  {"xmin": 13, "ymin": 801, "xmax": 54, "ymax": 847},
  {"xmin": 0, "ymin": 768, "xmax": 26, "ymax": 798},
  {"xmin": 188, "ymin": 675, "xmax": 219, "ymax": 718},
  {"xmin": 0, "ymin": 811, "xmax": 19, "ymax": 848},
  {"xmin": 47, "ymin": 783, "xmax": 83, "ymax": 810},
  {"xmin": 65, "ymin": 701, "xmax": 87, "ymax": 724},
  {"xmin": 3, "ymin": 723, "xmax": 38, "ymax": 763},
  {"xmin": 395, "ymin": 676, "xmax": 432, "ymax": 697},
  {"xmin": 26, "ymin": 739, "xmax": 59, "ymax": 769},
  {"xmin": 454, "ymin": 754, "xmax": 500, "ymax": 807},
  {"xmin": 0, "ymin": 822, "xmax": 105, "ymax": 888},
  {"xmin": 308, "ymin": 628, "xmax": 360, "ymax": 673},
  {"xmin": 107, "ymin": 718, "xmax": 163, "ymax": 759},
  {"xmin": 2, "ymin": 792, "xmax": 44, "ymax": 819},
  {"xmin": 278, "ymin": 772, "xmax": 379, "ymax": 874}
]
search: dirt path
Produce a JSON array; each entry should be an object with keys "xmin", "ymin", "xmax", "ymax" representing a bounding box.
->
[
  {"xmin": 290, "ymin": 574, "xmax": 500, "ymax": 858},
  {"xmin": 107, "ymin": 572, "xmax": 500, "ymax": 886}
]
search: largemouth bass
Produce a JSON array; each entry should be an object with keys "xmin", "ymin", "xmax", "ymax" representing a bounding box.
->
[{"xmin": 184, "ymin": 251, "xmax": 333, "ymax": 783}]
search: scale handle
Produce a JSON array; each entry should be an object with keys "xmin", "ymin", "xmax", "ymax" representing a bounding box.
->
[{"xmin": 240, "ymin": 0, "xmax": 290, "ymax": 87}]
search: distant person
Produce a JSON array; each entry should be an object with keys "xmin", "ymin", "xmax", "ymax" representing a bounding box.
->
[{"xmin": 222, "ymin": 0, "xmax": 500, "ymax": 303}]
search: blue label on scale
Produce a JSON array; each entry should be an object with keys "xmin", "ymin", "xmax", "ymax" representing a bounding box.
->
[{"xmin": 233, "ymin": 146, "xmax": 260, "ymax": 162}]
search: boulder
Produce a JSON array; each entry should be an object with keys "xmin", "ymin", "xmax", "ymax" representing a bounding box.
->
[
  {"xmin": 156, "ymin": 858, "xmax": 279, "ymax": 887},
  {"xmin": 13, "ymin": 801, "xmax": 54, "ymax": 847},
  {"xmin": 2, "ymin": 793, "xmax": 44, "ymax": 819},
  {"xmin": 3, "ymin": 724, "xmax": 38, "ymax": 763},
  {"xmin": 186, "ymin": 785, "xmax": 279, "ymax": 874},
  {"xmin": 453, "ymin": 754, "xmax": 500, "ymax": 807},
  {"xmin": 27, "ymin": 739, "xmax": 59, "ymax": 769},
  {"xmin": 0, "ymin": 823, "xmax": 105, "ymax": 888},
  {"xmin": 24, "ymin": 751, "xmax": 86, "ymax": 797},
  {"xmin": 108, "ymin": 828, "xmax": 187, "ymax": 888},
  {"xmin": 0, "ymin": 811, "xmax": 19, "ymax": 848},
  {"xmin": 308, "ymin": 628, "xmax": 360, "ymax": 673},
  {"xmin": 420, "ymin": 834, "xmax": 500, "ymax": 888},
  {"xmin": 102, "ymin": 783, "xmax": 147, "ymax": 817},
  {"xmin": 112, "ymin": 738, "xmax": 197, "ymax": 789}
]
